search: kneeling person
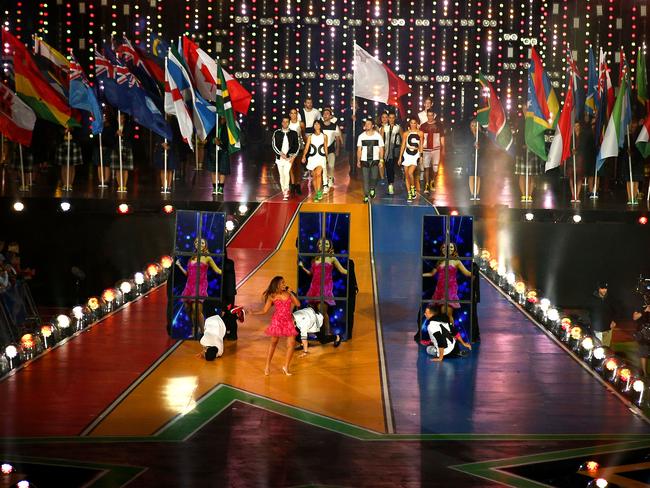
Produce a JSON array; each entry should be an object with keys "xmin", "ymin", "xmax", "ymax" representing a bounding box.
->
[
  {"xmin": 200, "ymin": 314, "xmax": 226, "ymax": 361},
  {"xmin": 293, "ymin": 307, "xmax": 341, "ymax": 355},
  {"xmin": 425, "ymin": 303, "xmax": 472, "ymax": 362}
]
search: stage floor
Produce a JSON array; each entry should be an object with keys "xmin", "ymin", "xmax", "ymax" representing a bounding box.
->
[{"xmin": 1, "ymin": 161, "xmax": 649, "ymax": 487}]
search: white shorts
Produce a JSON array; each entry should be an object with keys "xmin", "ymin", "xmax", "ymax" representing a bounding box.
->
[
  {"xmin": 306, "ymin": 158, "xmax": 326, "ymax": 171},
  {"xmin": 421, "ymin": 151, "xmax": 440, "ymax": 169}
]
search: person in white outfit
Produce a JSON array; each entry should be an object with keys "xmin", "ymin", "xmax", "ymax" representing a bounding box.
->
[
  {"xmin": 272, "ymin": 117, "xmax": 300, "ymax": 200},
  {"xmin": 320, "ymin": 108, "xmax": 343, "ymax": 194},
  {"xmin": 399, "ymin": 118, "xmax": 424, "ymax": 202},
  {"xmin": 301, "ymin": 120, "xmax": 328, "ymax": 202},
  {"xmin": 288, "ymin": 108, "xmax": 304, "ymax": 195},
  {"xmin": 200, "ymin": 314, "xmax": 226, "ymax": 361}
]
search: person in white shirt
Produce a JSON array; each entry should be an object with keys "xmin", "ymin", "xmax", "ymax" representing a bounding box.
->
[
  {"xmin": 418, "ymin": 96, "xmax": 437, "ymax": 125},
  {"xmin": 356, "ymin": 119, "xmax": 384, "ymax": 203},
  {"xmin": 299, "ymin": 97, "xmax": 322, "ymax": 140},
  {"xmin": 288, "ymin": 108, "xmax": 304, "ymax": 195},
  {"xmin": 272, "ymin": 117, "xmax": 300, "ymax": 200},
  {"xmin": 399, "ymin": 118, "xmax": 424, "ymax": 202},
  {"xmin": 301, "ymin": 120, "xmax": 328, "ymax": 202},
  {"xmin": 320, "ymin": 108, "xmax": 343, "ymax": 194},
  {"xmin": 380, "ymin": 112, "xmax": 402, "ymax": 195},
  {"xmin": 199, "ymin": 314, "xmax": 226, "ymax": 360}
]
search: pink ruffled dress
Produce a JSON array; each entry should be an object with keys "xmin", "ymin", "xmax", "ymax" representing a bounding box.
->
[
  {"xmin": 264, "ymin": 297, "xmax": 297, "ymax": 337},
  {"xmin": 432, "ymin": 263, "xmax": 460, "ymax": 309},
  {"xmin": 182, "ymin": 260, "xmax": 209, "ymax": 301},
  {"xmin": 306, "ymin": 261, "xmax": 336, "ymax": 305}
]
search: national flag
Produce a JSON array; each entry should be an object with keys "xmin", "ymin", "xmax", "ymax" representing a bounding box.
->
[
  {"xmin": 33, "ymin": 35, "xmax": 70, "ymax": 96},
  {"xmin": 596, "ymin": 75, "xmax": 629, "ymax": 171},
  {"xmin": 221, "ymin": 67, "xmax": 252, "ymax": 115},
  {"xmin": 476, "ymin": 73, "xmax": 513, "ymax": 153},
  {"xmin": 95, "ymin": 49, "xmax": 132, "ymax": 114},
  {"xmin": 525, "ymin": 47, "xmax": 558, "ymax": 160},
  {"xmin": 136, "ymin": 46, "xmax": 165, "ymax": 86},
  {"xmin": 215, "ymin": 62, "xmax": 241, "ymax": 153},
  {"xmin": 567, "ymin": 52, "xmax": 584, "ymax": 122},
  {"xmin": 546, "ymin": 74, "xmax": 575, "ymax": 171},
  {"xmin": 585, "ymin": 46, "xmax": 599, "ymax": 116},
  {"xmin": 353, "ymin": 43, "xmax": 411, "ymax": 110},
  {"xmin": 149, "ymin": 34, "xmax": 170, "ymax": 60},
  {"xmin": 0, "ymin": 81, "xmax": 37, "ymax": 146},
  {"xmin": 69, "ymin": 50, "xmax": 103, "ymax": 134},
  {"xmin": 600, "ymin": 49, "xmax": 615, "ymax": 118},
  {"xmin": 619, "ymin": 50, "xmax": 632, "ymax": 148},
  {"xmin": 164, "ymin": 54, "xmax": 195, "ymax": 149},
  {"xmin": 636, "ymin": 116, "xmax": 650, "ymax": 158},
  {"xmin": 168, "ymin": 47, "xmax": 215, "ymax": 140},
  {"xmin": 637, "ymin": 46, "xmax": 648, "ymax": 107},
  {"xmin": 2, "ymin": 30, "xmax": 77, "ymax": 128},
  {"xmin": 116, "ymin": 37, "xmax": 163, "ymax": 99}
]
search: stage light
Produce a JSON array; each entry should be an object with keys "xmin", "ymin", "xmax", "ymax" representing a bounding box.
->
[
  {"xmin": 163, "ymin": 204, "xmax": 174, "ymax": 214},
  {"xmin": 60, "ymin": 201, "xmax": 71, "ymax": 212},
  {"xmin": 583, "ymin": 461, "xmax": 599, "ymax": 472},
  {"xmin": 570, "ymin": 326, "xmax": 582, "ymax": 340},
  {"xmin": 238, "ymin": 204, "xmax": 248, "ymax": 215},
  {"xmin": 582, "ymin": 336, "xmax": 594, "ymax": 351},
  {"xmin": 40, "ymin": 324, "xmax": 53, "ymax": 348},
  {"xmin": 146, "ymin": 264, "xmax": 160, "ymax": 277},
  {"xmin": 591, "ymin": 479, "xmax": 608, "ymax": 488},
  {"xmin": 5, "ymin": 345, "xmax": 17, "ymax": 359},
  {"xmin": 72, "ymin": 306, "xmax": 84, "ymax": 320},
  {"xmin": 524, "ymin": 212, "xmax": 534, "ymax": 221},
  {"xmin": 633, "ymin": 379, "xmax": 645, "ymax": 393},
  {"xmin": 56, "ymin": 314, "xmax": 71, "ymax": 330},
  {"xmin": 20, "ymin": 334, "xmax": 34, "ymax": 349},
  {"xmin": 572, "ymin": 214, "xmax": 582, "ymax": 223},
  {"xmin": 87, "ymin": 297, "xmax": 100, "ymax": 312},
  {"xmin": 506, "ymin": 272, "xmax": 516, "ymax": 286},
  {"xmin": 160, "ymin": 255, "xmax": 173, "ymax": 269},
  {"xmin": 515, "ymin": 282, "xmax": 526, "ymax": 294},
  {"xmin": 547, "ymin": 308, "xmax": 559, "ymax": 322},
  {"xmin": 13, "ymin": 201, "xmax": 24, "ymax": 212},
  {"xmin": 117, "ymin": 203, "xmax": 130, "ymax": 214},
  {"xmin": 1, "ymin": 463, "xmax": 13, "ymax": 474},
  {"xmin": 639, "ymin": 216, "xmax": 648, "ymax": 225},
  {"xmin": 134, "ymin": 272, "xmax": 145, "ymax": 285},
  {"xmin": 119, "ymin": 281, "xmax": 133, "ymax": 294},
  {"xmin": 539, "ymin": 298, "xmax": 551, "ymax": 313},
  {"xmin": 480, "ymin": 249, "xmax": 491, "ymax": 260},
  {"xmin": 450, "ymin": 210, "xmax": 459, "ymax": 216},
  {"xmin": 489, "ymin": 259, "xmax": 498, "ymax": 270},
  {"xmin": 102, "ymin": 289, "xmax": 116, "ymax": 303},
  {"xmin": 225, "ymin": 219, "xmax": 235, "ymax": 232},
  {"xmin": 593, "ymin": 346, "xmax": 608, "ymax": 361},
  {"xmin": 619, "ymin": 367, "xmax": 632, "ymax": 383},
  {"xmin": 17, "ymin": 481, "xmax": 30, "ymax": 488}
]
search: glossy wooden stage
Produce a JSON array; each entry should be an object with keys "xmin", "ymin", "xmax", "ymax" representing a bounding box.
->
[{"xmin": 1, "ymin": 161, "xmax": 649, "ymax": 487}]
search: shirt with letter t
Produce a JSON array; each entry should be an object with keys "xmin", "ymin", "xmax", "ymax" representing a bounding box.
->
[{"xmin": 357, "ymin": 131, "xmax": 384, "ymax": 166}]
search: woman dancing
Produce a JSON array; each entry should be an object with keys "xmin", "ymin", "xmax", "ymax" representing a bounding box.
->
[
  {"xmin": 399, "ymin": 117, "xmax": 423, "ymax": 202},
  {"xmin": 422, "ymin": 242, "xmax": 472, "ymax": 324},
  {"xmin": 301, "ymin": 120, "xmax": 328, "ymax": 202},
  {"xmin": 298, "ymin": 239, "xmax": 346, "ymax": 343},
  {"xmin": 250, "ymin": 276, "xmax": 301, "ymax": 375},
  {"xmin": 176, "ymin": 238, "xmax": 222, "ymax": 335}
]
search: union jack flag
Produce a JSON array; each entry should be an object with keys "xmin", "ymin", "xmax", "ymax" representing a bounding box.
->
[
  {"xmin": 116, "ymin": 37, "xmax": 139, "ymax": 66},
  {"xmin": 69, "ymin": 51, "xmax": 86, "ymax": 83},
  {"xmin": 116, "ymin": 64, "xmax": 141, "ymax": 88},
  {"xmin": 567, "ymin": 51, "xmax": 582, "ymax": 80},
  {"xmin": 95, "ymin": 49, "xmax": 115, "ymax": 79}
]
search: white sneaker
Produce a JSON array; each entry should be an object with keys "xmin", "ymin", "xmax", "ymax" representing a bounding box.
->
[
  {"xmin": 283, "ymin": 190, "xmax": 289, "ymax": 200},
  {"xmin": 329, "ymin": 176, "xmax": 334, "ymax": 187},
  {"xmin": 388, "ymin": 184, "xmax": 394, "ymax": 195},
  {"xmin": 323, "ymin": 185, "xmax": 329, "ymax": 194}
]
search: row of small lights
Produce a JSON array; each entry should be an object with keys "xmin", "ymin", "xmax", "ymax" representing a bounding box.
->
[
  {"xmin": 523, "ymin": 211, "xmax": 649, "ymax": 225},
  {"xmin": 0, "ymin": 255, "xmax": 172, "ymax": 375},
  {"xmin": 477, "ymin": 247, "xmax": 648, "ymax": 419},
  {"xmin": 9, "ymin": 201, "xmax": 248, "ymax": 231}
]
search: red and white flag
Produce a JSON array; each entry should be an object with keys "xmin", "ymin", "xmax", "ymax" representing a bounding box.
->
[
  {"xmin": 353, "ymin": 44, "xmax": 410, "ymax": 109},
  {"xmin": 0, "ymin": 81, "xmax": 37, "ymax": 147},
  {"xmin": 546, "ymin": 76, "xmax": 575, "ymax": 171},
  {"xmin": 181, "ymin": 36, "xmax": 252, "ymax": 114}
]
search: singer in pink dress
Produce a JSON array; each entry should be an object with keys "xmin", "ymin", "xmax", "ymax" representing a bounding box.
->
[
  {"xmin": 299, "ymin": 239, "xmax": 347, "ymax": 334},
  {"xmin": 176, "ymin": 238, "xmax": 222, "ymax": 335},
  {"xmin": 423, "ymin": 242, "xmax": 472, "ymax": 324},
  {"xmin": 250, "ymin": 276, "xmax": 301, "ymax": 376}
]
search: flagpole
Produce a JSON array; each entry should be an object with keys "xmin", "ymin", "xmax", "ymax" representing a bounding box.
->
[
  {"xmin": 472, "ymin": 121, "xmax": 479, "ymax": 200},
  {"xmin": 117, "ymin": 110, "xmax": 125, "ymax": 192},
  {"xmin": 98, "ymin": 132, "xmax": 106, "ymax": 188},
  {"xmin": 571, "ymin": 123, "xmax": 578, "ymax": 202},
  {"xmin": 215, "ymin": 57, "xmax": 220, "ymax": 193},
  {"xmin": 18, "ymin": 144, "xmax": 26, "ymax": 192},
  {"xmin": 65, "ymin": 132, "xmax": 71, "ymax": 191},
  {"xmin": 162, "ymin": 138, "xmax": 170, "ymax": 194},
  {"xmin": 525, "ymin": 147, "xmax": 529, "ymax": 202},
  {"xmin": 627, "ymin": 126, "xmax": 635, "ymax": 205},
  {"xmin": 352, "ymin": 45, "xmax": 357, "ymax": 179},
  {"xmin": 591, "ymin": 156, "xmax": 599, "ymax": 199},
  {"xmin": 195, "ymin": 133, "xmax": 199, "ymax": 171}
]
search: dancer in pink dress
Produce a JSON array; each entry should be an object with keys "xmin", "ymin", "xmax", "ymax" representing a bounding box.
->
[
  {"xmin": 176, "ymin": 238, "xmax": 222, "ymax": 335},
  {"xmin": 298, "ymin": 239, "xmax": 346, "ymax": 340},
  {"xmin": 422, "ymin": 242, "xmax": 472, "ymax": 324},
  {"xmin": 250, "ymin": 276, "xmax": 301, "ymax": 375}
]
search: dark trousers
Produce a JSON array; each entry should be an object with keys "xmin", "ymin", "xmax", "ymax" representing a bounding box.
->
[{"xmin": 385, "ymin": 158, "xmax": 397, "ymax": 184}]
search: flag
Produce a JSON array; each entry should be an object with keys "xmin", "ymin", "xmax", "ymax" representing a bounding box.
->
[
  {"xmin": 596, "ymin": 75, "xmax": 629, "ymax": 172},
  {"xmin": 164, "ymin": 54, "xmax": 195, "ymax": 149},
  {"xmin": 69, "ymin": 51, "xmax": 103, "ymax": 134},
  {"xmin": 620, "ymin": 51, "xmax": 632, "ymax": 148},
  {"xmin": 525, "ymin": 47, "xmax": 558, "ymax": 159},
  {"xmin": 637, "ymin": 46, "xmax": 648, "ymax": 107},
  {"xmin": 476, "ymin": 73, "xmax": 513, "ymax": 152},
  {"xmin": 33, "ymin": 35, "xmax": 70, "ymax": 96},
  {"xmin": 585, "ymin": 46, "xmax": 599, "ymax": 116},
  {"xmin": 116, "ymin": 36, "xmax": 163, "ymax": 105},
  {"xmin": 546, "ymin": 75, "xmax": 575, "ymax": 171},
  {"xmin": 567, "ymin": 52, "xmax": 584, "ymax": 122},
  {"xmin": 353, "ymin": 43, "xmax": 411, "ymax": 109},
  {"xmin": 0, "ymin": 81, "xmax": 37, "ymax": 146},
  {"xmin": 168, "ymin": 47, "xmax": 215, "ymax": 141},
  {"xmin": 95, "ymin": 48, "xmax": 132, "ymax": 114},
  {"xmin": 136, "ymin": 46, "xmax": 165, "ymax": 86},
  {"xmin": 149, "ymin": 34, "xmax": 170, "ymax": 60},
  {"xmin": 215, "ymin": 62, "xmax": 241, "ymax": 153},
  {"xmin": 2, "ymin": 30, "xmax": 77, "ymax": 128},
  {"xmin": 636, "ymin": 116, "xmax": 650, "ymax": 158},
  {"xmin": 180, "ymin": 36, "xmax": 252, "ymax": 115}
]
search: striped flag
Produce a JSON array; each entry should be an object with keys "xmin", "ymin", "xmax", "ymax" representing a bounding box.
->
[
  {"xmin": 33, "ymin": 35, "xmax": 70, "ymax": 96},
  {"xmin": 585, "ymin": 47, "xmax": 599, "ymax": 116},
  {"xmin": 636, "ymin": 116, "xmax": 650, "ymax": 158},
  {"xmin": 0, "ymin": 81, "xmax": 37, "ymax": 146},
  {"xmin": 637, "ymin": 46, "xmax": 648, "ymax": 108},
  {"xmin": 164, "ymin": 54, "xmax": 195, "ymax": 149},
  {"xmin": 69, "ymin": 50, "xmax": 103, "ymax": 134},
  {"xmin": 525, "ymin": 47, "xmax": 559, "ymax": 160},
  {"xmin": 546, "ymin": 73, "xmax": 575, "ymax": 171},
  {"xmin": 596, "ymin": 75, "xmax": 629, "ymax": 171},
  {"xmin": 476, "ymin": 73, "xmax": 513, "ymax": 153},
  {"xmin": 215, "ymin": 62, "xmax": 241, "ymax": 153}
]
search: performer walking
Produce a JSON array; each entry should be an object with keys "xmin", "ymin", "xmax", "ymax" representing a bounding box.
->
[
  {"xmin": 288, "ymin": 108, "xmax": 304, "ymax": 194},
  {"xmin": 250, "ymin": 276, "xmax": 301, "ymax": 376},
  {"xmin": 356, "ymin": 119, "xmax": 384, "ymax": 203},
  {"xmin": 272, "ymin": 116, "xmax": 300, "ymax": 200},
  {"xmin": 380, "ymin": 112, "xmax": 402, "ymax": 195},
  {"xmin": 419, "ymin": 109, "xmax": 443, "ymax": 194},
  {"xmin": 299, "ymin": 96, "xmax": 322, "ymax": 140},
  {"xmin": 301, "ymin": 120, "xmax": 328, "ymax": 202},
  {"xmin": 321, "ymin": 108, "xmax": 343, "ymax": 193},
  {"xmin": 399, "ymin": 118, "xmax": 423, "ymax": 202}
]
